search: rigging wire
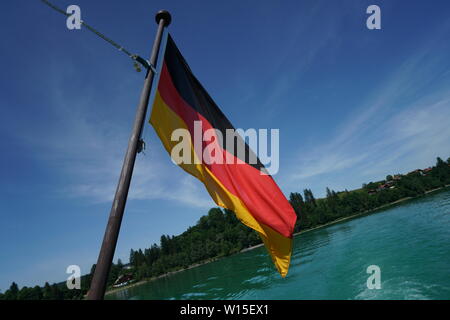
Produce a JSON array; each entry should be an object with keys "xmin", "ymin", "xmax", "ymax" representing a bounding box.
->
[
  {"xmin": 40, "ymin": 0, "xmax": 153, "ymax": 72},
  {"xmin": 41, "ymin": 0, "xmax": 158, "ymax": 150}
]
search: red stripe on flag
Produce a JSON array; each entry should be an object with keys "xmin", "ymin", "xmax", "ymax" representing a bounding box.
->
[{"xmin": 157, "ymin": 62, "xmax": 296, "ymax": 238}]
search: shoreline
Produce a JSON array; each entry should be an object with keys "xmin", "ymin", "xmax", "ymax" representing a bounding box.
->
[
  {"xmin": 295, "ymin": 185, "xmax": 449, "ymax": 235},
  {"xmin": 237, "ymin": 185, "xmax": 448, "ymax": 253},
  {"xmin": 105, "ymin": 184, "xmax": 449, "ymax": 297},
  {"xmin": 105, "ymin": 257, "xmax": 221, "ymax": 296}
]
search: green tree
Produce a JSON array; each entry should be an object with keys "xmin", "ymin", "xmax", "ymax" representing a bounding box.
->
[
  {"xmin": 303, "ymin": 189, "xmax": 316, "ymax": 206},
  {"xmin": 289, "ymin": 192, "xmax": 304, "ymax": 218},
  {"xmin": 4, "ymin": 282, "xmax": 19, "ymax": 300},
  {"xmin": 42, "ymin": 282, "xmax": 53, "ymax": 300},
  {"xmin": 436, "ymin": 157, "xmax": 445, "ymax": 167}
]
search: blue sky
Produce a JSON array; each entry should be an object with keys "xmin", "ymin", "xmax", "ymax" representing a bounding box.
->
[{"xmin": 1, "ymin": 0, "xmax": 450, "ymax": 291}]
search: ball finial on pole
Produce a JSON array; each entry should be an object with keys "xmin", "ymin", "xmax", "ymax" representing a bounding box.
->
[{"xmin": 155, "ymin": 10, "xmax": 172, "ymax": 26}]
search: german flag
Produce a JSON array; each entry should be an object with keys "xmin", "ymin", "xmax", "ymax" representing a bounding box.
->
[{"xmin": 150, "ymin": 35, "xmax": 297, "ymax": 277}]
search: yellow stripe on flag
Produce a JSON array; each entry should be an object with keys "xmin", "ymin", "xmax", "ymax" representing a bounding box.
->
[{"xmin": 150, "ymin": 91, "xmax": 293, "ymax": 276}]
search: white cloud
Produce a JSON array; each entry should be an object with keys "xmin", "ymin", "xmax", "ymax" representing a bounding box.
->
[
  {"xmin": 52, "ymin": 124, "xmax": 214, "ymax": 209},
  {"xmin": 287, "ymin": 27, "xmax": 450, "ymax": 191},
  {"xmin": 12, "ymin": 64, "xmax": 214, "ymax": 210}
]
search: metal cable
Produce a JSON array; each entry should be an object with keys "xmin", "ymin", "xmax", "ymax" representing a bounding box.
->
[
  {"xmin": 41, "ymin": 0, "xmax": 137, "ymax": 61},
  {"xmin": 81, "ymin": 21, "xmax": 134, "ymax": 58},
  {"xmin": 41, "ymin": 0, "xmax": 69, "ymax": 16}
]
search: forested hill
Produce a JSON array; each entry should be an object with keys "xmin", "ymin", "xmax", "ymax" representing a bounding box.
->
[{"xmin": 1, "ymin": 156, "xmax": 450, "ymax": 300}]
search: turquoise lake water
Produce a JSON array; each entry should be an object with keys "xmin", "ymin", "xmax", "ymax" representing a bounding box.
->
[{"xmin": 108, "ymin": 188, "xmax": 450, "ymax": 300}]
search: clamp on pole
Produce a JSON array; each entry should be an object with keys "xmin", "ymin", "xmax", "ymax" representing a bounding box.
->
[{"xmin": 133, "ymin": 55, "xmax": 157, "ymax": 73}]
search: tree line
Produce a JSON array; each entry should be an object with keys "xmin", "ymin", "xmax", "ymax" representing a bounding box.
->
[{"xmin": 1, "ymin": 156, "xmax": 449, "ymax": 300}]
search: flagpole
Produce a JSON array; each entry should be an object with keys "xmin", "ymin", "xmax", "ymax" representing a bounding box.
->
[{"xmin": 87, "ymin": 10, "xmax": 171, "ymax": 300}]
